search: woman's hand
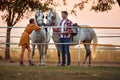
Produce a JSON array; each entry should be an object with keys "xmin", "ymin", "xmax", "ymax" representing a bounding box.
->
[{"xmin": 53, "ymin": 28, "xmax": 59, "ymax": 32}]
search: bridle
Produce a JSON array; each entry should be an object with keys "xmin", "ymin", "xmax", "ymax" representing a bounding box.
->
[
  {"xmin": 35, "ymin": 12, "xmax": 44, "ymax": 26},
  {"xmin": 46, "ymin": 12, "xmax": 56, "ymax": 26}
]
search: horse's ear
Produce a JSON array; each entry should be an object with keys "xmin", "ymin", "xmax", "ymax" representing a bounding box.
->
[
  {"xmin": 53, "ymin": 9, "xmax": 56, "ymax": 12},
  {"xmin": 52, "ymin": 10, "xmax": 55, "ymax": 14},
  {"xmin": 48, "ymin": 9, "xmax": 51, "ymax": 13},
  {"xmin": 36, "ymin": 10, "xmax": 39, "ymax": 13}
]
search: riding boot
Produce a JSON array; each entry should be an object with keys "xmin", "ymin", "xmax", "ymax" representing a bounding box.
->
[
  {"xmin": 29, "ymin": 60, "xmax": 35, "ymax": 66},
  {"xmin": 19, "ymin": 61, "xmax": 25, "ymax": 66}
]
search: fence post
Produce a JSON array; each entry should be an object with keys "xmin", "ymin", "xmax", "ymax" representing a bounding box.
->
[{"xmin": 78, "ymin": 28, "xmax": 81, "ymax": 66}]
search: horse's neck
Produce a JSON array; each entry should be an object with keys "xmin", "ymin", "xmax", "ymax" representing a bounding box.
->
[
  {"xmin": 55, "ymin": 18, "xmax": 60, "ymax": 26},
  {"xmin": 55, "ymin": 11, "xmax": 61, "ymax": 26}
]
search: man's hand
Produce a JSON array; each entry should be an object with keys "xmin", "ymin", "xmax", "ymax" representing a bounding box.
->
[
  {"xmin": 60, "ymin": 31, "xmax": 67, "ymax": 35},
  {"xmin": 53, "ymin": 28, "xmax": 59, "ymax": 32},
  {"xmin": 67, "ymin": 29, "xmax": 73, "ymax": 33}
]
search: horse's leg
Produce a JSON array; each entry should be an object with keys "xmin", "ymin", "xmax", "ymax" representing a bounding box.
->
[
  {"xmin": 57, "ymin": 49, "xmax": 61, "ymax": 65},
  {"xmin": 88, "ymin": 49, "xmax": 92, "ymax": 67},
  {"xmin": 43, "ymin": 44, "xmax": 48, "ymax": 65},
  {"xmin": 55, "ymin": 44, "xmax": 61, "ymax": 65},
  {"xmin": 40, "ymin": 44, "xmax": 44, "ymax": 65},
  {"xmin": 42, "ymin": 44, "xmax": 47, "ymax": 66},
  {"xmin": 83, "ymin": 44, "xmax": 91, "ymax": 66},
  {"xmin": 37, "ymin": 44, "xmax": 41, "ymax": 65},
  {"xmin": 31, "ymin": 44, "xmax": 35, "ymax": 61}
]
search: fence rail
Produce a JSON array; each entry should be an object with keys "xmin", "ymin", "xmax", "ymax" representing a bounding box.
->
[
  {"xmin": 0, "ymin": 42, "xmax": 120, "ymax": 47},
  {"xmin": 0, "ymin": 26, "xmax": 120, "ymax": 47},
  {"xmin": 1, "ymin": 36, "xmax": 120, "ymax": 38},
  {"xmin": 0, "ymin": 26, "xmax": 120, "ymax": 46},
  {"xmin": 0, "ymin": 26, "xmax": 120, "ymax": 29}
]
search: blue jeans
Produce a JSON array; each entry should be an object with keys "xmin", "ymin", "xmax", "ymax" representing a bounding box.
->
[{"xmin": 60, "ymin": 38, "xmax": 71, "ymax": 65}]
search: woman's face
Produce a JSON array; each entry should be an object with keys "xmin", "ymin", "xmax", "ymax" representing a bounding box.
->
[{"xmin": 32, "ymin": 20, "xmax": 35, "ymax": 24}]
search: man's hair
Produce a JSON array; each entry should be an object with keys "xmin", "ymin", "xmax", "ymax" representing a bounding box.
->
[
  {"xmin": 29, "ymin": 18, "xmax": 35, "ymax": 23},
  {"xmin": 61, "ymin": 11, "xmax": 68, "ymax": 15}
]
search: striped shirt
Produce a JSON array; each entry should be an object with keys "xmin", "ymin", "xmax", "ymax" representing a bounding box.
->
[{"xmin": 58, "ymin": 19, "xmax": 73, "ymax": 38}]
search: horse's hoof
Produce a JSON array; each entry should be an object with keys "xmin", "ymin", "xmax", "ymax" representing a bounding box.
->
[
  {"xmin": 83, "ymin": 62, "xmax": 86, "ymax": 64},
  {"xmin": 57, "ymin": 64, "xmax": 61, "ymax": 66},
  {"xmin": 88, "ymin": 64, "xmax": 91, "ymax": 67},
  {"xmin": 29, "ymin": 63, "xmax": 36, "ymax": 66},
  {"xmin": 39, "ymin": 63, "xmax": 47, "ymax": 66}
]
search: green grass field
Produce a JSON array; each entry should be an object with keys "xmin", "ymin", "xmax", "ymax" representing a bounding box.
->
[{"xmin": 0, "ymin": 65, "xmax": 120, "ymax": 80}]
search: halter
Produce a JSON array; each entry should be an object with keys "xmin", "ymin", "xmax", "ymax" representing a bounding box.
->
[
  {"xmin": 46, "ymin": 11, "xmax": 56, "ymax": 25},
  {"xmin": 36, "ymin": 19, "xmax": 43, "ymax": 23},
  {"xmin": 35, "ymin": 13, "xmax": 44, "ymax": 26},
  {"xmin": 48, "ymin": 18, "xmax": 55, "ymax": 24}
]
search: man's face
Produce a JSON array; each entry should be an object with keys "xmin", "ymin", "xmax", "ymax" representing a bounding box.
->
[{"xmin": 61, "ymin": 13, "xmax": 67, "ymax": 19}]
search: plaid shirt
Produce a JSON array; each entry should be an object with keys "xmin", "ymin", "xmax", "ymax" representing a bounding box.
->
[{"xmin": 58, "ymin": 19, "xmax": 73, "ymax": 38}]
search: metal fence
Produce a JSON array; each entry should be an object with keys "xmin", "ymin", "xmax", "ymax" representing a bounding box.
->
[
  {"xmin": 0, "ymin": 26, "xmax": 120, "ymax": 46},
  {"xmin": 0, "ymin": 26, "xmax": 120, "ymax": 63}
]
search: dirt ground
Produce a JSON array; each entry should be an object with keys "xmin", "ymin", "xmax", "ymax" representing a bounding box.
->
[{"xmin": 0, "ymin": 59, "xmax": 120, "ymax": 67}]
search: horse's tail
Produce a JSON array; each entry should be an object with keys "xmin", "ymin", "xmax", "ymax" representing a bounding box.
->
[{"xmin": 92, "ymin": 32, "xmax": 98, "ymax": 59}]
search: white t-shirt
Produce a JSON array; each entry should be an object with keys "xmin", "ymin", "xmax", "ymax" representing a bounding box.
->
[{"xmin": 60, "ymin": 20, "xmax": 66, "ymax": 38}]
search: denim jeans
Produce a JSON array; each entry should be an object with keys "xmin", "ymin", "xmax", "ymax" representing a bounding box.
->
[{"xmin": 60, "ymin": 38, "xmax": 71, "ymax": 65}]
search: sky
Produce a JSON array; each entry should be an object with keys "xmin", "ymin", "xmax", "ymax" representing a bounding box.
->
[
  {"xmin": 0, "ymin": 0, "xmax": 120, "ymax": 45},
  {"xmin": 0, "ymin": 0, "xmax": 120, "ymax": 26}
]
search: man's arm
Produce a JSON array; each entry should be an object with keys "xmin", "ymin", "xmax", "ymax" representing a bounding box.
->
[
  {"xmin": 67, "ymin": 20, "xmax": 73, "ymax": 33},
  {"xmin": 53, "ymin": 28, "xmax": 59, "ymax": 32}
]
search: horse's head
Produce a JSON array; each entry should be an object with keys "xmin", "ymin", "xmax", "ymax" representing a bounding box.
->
[
  {"xmin": 35, "ymin": 10, "xmax": 44, "ymax": 26},
  {"xmin": 45, "ymin": 10, "xmax": 56, "ymax": 26}
]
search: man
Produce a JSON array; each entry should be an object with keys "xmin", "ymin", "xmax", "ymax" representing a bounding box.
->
[{"xmin": 54, "ymin": 11, "xmax": 73, "ymax": 66}]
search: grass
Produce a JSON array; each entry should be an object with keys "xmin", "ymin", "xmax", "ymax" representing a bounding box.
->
[
  {"xmin": 0, "ymin": 47, "xmax": 120, "ymax": 80},
  {"xmin": 0, "ymin": 65, "xmax": 120, "ymax": 80}
]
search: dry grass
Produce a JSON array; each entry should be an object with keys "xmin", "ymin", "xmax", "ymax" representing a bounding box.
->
[{"xmin": 0, "ymin": 48, "xmax": 120, "ymax": 63}]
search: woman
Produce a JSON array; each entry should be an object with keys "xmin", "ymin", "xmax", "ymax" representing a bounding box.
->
[{"xmin": 19, "ymin": 18, "xmax": 41, "ymax": 66}]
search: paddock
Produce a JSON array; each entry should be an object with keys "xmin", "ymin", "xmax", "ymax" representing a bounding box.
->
[
  {"xmin": 0, "ymin": 26, "xmax": 120, "ymax": 64},
  {"xmin": 0, "ymin": 26, "xmax": 120, "ymax": 80}
]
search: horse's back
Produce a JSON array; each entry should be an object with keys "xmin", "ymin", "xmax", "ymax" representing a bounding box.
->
[
  {"xmin": 81, "ymin": 26, "xmax": 96, "ymax": 42},
  {"xmin": 30, "ymin": 29, "xmax": 46, "ymax": 43},
  {"xmin": 72, "ymin": 25, "xmax": 96, "ymax": 43}
]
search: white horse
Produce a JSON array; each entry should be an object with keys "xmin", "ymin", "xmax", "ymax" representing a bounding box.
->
[
  {"xmin": 45, "ymin": 10, "xmax": 98, "ymax": 66},
  {"xmin": 30, "ymin": 10, "xmax": 50, "ymax": 65}
]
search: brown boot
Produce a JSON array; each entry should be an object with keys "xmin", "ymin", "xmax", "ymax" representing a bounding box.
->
[
  {"xmin": 19, "ymin": 61, "xmax": 25, "ymax": 66},
  {"xmin": 29, "ymin": 60, "xmax": 35, "ymax": 66}
]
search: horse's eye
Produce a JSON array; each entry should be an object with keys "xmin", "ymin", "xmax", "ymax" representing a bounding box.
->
[
  {"xmin": 43, "ymin": 15, "xmax": 44, "ymax": 19},
  {"xmin": 46, "ymin": 16, "xmax": 48, "ymax": 19},
  {"xmin": 51, "ymin": 16, "xmax": 55, "ymax": 20}
]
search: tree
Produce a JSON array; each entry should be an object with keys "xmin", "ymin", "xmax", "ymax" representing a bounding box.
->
[
  {"xmin": 62, "ymin": 0, "xmax": 119, "ymax": 15},
  {"xmin": 117, "ymin": 0, "xmax": 120, "ymax": 6},
  {"xmin": 0, "ymin": 0, "xmax": 54, "ymax": 59}
]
